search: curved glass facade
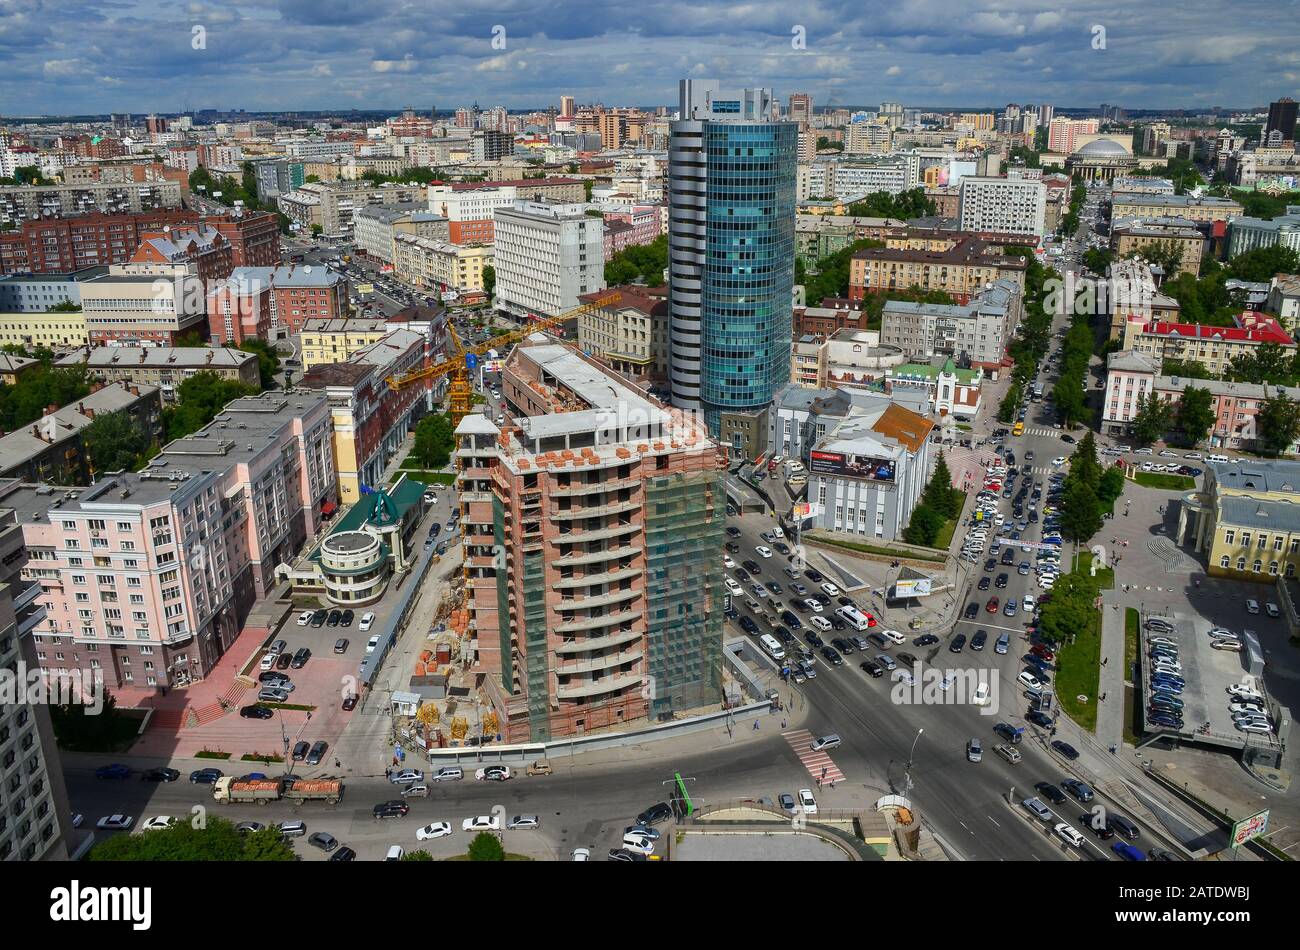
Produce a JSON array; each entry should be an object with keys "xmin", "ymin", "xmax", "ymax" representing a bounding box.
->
[{"xmin": 699, "ymin": 121, "xmax": 797, "ymax": 429}]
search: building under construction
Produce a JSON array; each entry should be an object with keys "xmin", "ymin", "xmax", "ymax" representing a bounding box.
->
[{"xmin": 456, "ymin": 335, "xmax": 727, "ymax": 742}]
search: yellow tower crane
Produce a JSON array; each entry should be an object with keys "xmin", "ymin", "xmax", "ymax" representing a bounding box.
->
[{"xmin": 385, "ymin": 292, "xmax": 622, "ymax": 428}]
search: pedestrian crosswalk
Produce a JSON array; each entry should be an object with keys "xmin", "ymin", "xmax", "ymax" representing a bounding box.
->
[
  {"xmin": 1022, "ymin": 426, "xmax": 1060, "ymax": 438},
  {"xmin": 782, "ymin": 728, "xmax": 846, "ymax": 785}
]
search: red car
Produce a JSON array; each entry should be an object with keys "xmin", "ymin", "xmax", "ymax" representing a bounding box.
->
[
  {"xmin": 865, "ymin": 614, "xmax": 877, "ymax": 627},
  {"xmin": 1030, "ymin": 644, "xmax": 1056, "ymax": 662},
  {"xmin": 986, "ymin": 597, "xmax": 1000, "ymax": 613}
]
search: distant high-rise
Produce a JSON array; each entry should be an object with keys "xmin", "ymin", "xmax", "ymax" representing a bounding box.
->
[
  {"xmin": 788, "ymin": 92, "xmax": 812, "ymax": 126},
  {"xmin": 668, "ymin": 79, "xmax": 797, "ymax": 447},
  {"xmin": 559, "ymin": 95, "xmax": 575, "ymax": 118},
  {"xmin": 1038, "ymin": 103, "xmax": 1055, "ymax": 126},
  {"xmin": 1266, "ymin": 98, "xmax": 1297, "ymax": 145}
]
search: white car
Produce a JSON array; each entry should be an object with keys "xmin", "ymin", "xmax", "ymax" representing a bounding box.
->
[
  {"xmin": 462, "ymin": 815, "xmax": 502, "ymax": 832},
  {"xmin": 1018, "ymin": 671, "xmax": 1044, "ymax": 692},
  {"xmin": 96, "ymin": 815, "xmax": 134, "ymax": 831},
  {"xmin": 820, "ymin": 582, "xmax": 841, "ymax": 597},
  {"xmin": 1054, "ymin": 823, "xmax": 1086, "ymax": 848},
  {"xmin": 259, "ymin": 653, "xmax": 277, "ymax": 671},
  {"xmin": 723, "ymin": 556, "xmax": 736, "ymax": 569},
  {"xmin": 880, "ymin": 629, "xmax": 905, "ymax": 644},
  {"xmin": 725, "ymin": 578, "xmax": 743, "ymax": 597},
  {"xmin": 1227, "ymin": 684, "xmax": 1262, "ymax": 701},
  {"xmin": 571, "ymin": 848, "xmax": 591, "ymax": 861},
  {"xmin": 1051, "ymin": 456, "xmax": 1067, "ymax": 466},
  {"xmin": 365, "ymin": 635, "xmax": 381, "ymax": 654},
  {"xmin": 622, "ymin": 832, "xmax": 655, "ymax": 854},
  {"xmin": 296, "ymin": 610, "xmax": 313, "ymax": 626},
  {"xmin": 1266, "ymin": 602, "xmax": 1280, "ymax": 618},
  {"xmin": 140, "ymin": 816, "xmax": 174, "ymax": 831},
  {"xmin": 797, "ymin": 788, "xmax": 818, "ymax": 815},
  {"xmin": 755, "ymin": 545, "xmax": 773, "ymax": 558},
  {"xmin": 1246, "ymin": 599, "xmax": 1261, "ymax": 615},
  {"xmin": 770, "ymin": 526, "xmax": 785, "ymax": 540},
  {"xmin": 416, "ymin": 822, "xmax": 453, "ymax": 841},
  {"xmin": 475, "ymin": 766, "xmax": 512, "ymax": 781},
  {"xmin": 972, "ymin": 682, "xmax": 991, "ymax": 706},
  {"xmin": 359, "ymin": 612, "xmax": 375, "ymax": 632}
]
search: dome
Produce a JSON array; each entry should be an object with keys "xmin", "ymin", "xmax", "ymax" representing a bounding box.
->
[{"xmin": 1076, "ymin": 138, "xmax": 1130, "ymax": 156}]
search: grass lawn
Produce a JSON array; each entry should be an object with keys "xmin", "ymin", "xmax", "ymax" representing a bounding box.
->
[
  {"xmin": 393, "ymin": 470, "xmax": 457, "ymax": 486},
  {"xmin": 195, "ymin": 749, "xmax": 232, "ymax": 760},
  {"xmin": 806, "ymin": 532, "xmax": 946, "ymax": 563},
  {"xmin": 1055, "ymin": 603, "xmax": 1102, "ymax": 733},
  {"xmin": 1071, "ymin": 552, "xmax": 1115, "ymax": 589},
  {"xmin": 933, "ymin": 517, "xmax": 958, "ymax": 551},
  {"xmin": 1133, "ymin": 472, "xmax": 1195, "ymax": 491}
]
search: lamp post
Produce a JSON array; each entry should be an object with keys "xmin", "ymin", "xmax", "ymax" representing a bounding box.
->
[{"xmin": 904, "ymin": 727, "xmax": 924, "ymax": 798}]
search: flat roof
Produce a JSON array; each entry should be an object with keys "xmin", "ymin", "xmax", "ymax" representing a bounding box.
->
[{"xmin": 85, "ymin": 346, "xmax": 256, "ymax": 369}]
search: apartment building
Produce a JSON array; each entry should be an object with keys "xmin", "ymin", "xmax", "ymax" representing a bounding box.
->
[
  {"xmin": 1122, "ymin": 312, "xmax": 1295, "ymax": 377},
  {"xmin": 295, "ymin": 181, "xmax": 425, "ymax": 239},
  {"xmin": 0, "ymin": 382, "xmax": 162, "ymax": 484},
  {"xmin": 493, "ymin": 201, "xmax": 605, "ymax": 319},
  {"xmin": 1111, "ymin": 193, "xmax": 1243, "ymax": 225},
  {"xmin": 208, "ymin": 212, "xmax": 282, "ymax": 269},
  {"xmin": 207, "ymin": 264, "xmax": 350, "ymax": 342},
  {"xmin": 456, "ymin": 340, "xmax": 725, "ymax": 741},
  {"xmin": 879, "ymin": 277, "xmax": 1022, "ymax": 372},
  {"xmin": 127, "ymin": 224, "xmax": 233, "ymax": 283},
  {"xmin": 0, "ymin": 310, "xmax": 88, "ymax": 350},
  {"xmin": 0, "ymin": 209, "xmax": 198, "ymax": 275},
  {"xmin": 353, "ymin": 203, "xmax": 449, "ymax": 264},
  {"xmin": 300, "ymin": 329, "xmax": 427, "ymax": 503},
  {"xmin": 958, "ymin": 174, "xmax": 1047, "ymax": 236},
  {"xmin": 300, "ymin": 319, "xmax": 392, "ymax": 371},
  {"xmin": 426, "ymin": 185, "xmax": 518, "ymax": 245},
  {"xmin": 0, "ymin": 508, "xmax": 77, "ymax": 861},
  {"xmin": 849, "ymin": 234, "xmax": 1028, "ymax": 304},
  {"xmin": 1101, "ymin": 350, "xmax": 1162, "ymax": 434},
  {"xmin": 11, "ymin": 390, "xmax": 335, "ymax": 687},
  {"xmin": 391, "ymin": 234, "xmax": 493, "ymax": 295},
  {"xmin": 1111, "ymin": 216, "xmax": 1207, "ymax": 279},
  {"xmin": 1266, "ymin": 274, "xmax": 1300, "ymax": 331},
  {"xmin": 791, "ymin": 330, "xmax": 907, "ymax": 388},
  {"xmin": 0, "ymin": 179, "xmax": 184, "ymax": 228},
  {"xmin": 1227, "ymin": 212, "xmax": 1300, "ymax": 258},
  {"xmin": 1046, "ymin": 117, "xmax": 1100, "ymax": 154},
  {"xmin": 81, "ymin": 346, "xmax": 259, "ymax": 398},
  {"xmin": 576, "ymin": 285, "xmax": 669, "ymax": 379},
  {"xmin": 78, "ymin": 263, "xmax": 208, "ymax": 346}
]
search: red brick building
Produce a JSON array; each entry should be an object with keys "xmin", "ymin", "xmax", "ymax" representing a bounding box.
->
[
  {"xmin": 0, "ymin": 209, "xmax": 199, "ymax": 275},
  {"xmin": 209, "ymin": 212, "xmax": 281, "ymax": 268},
  {"xmin": 206, "ymin": 265, "xmax": 349, "ymax": 343},
  {"xmin": 129, "ymin": 224, "xmax": 234, "ymax": 283}
]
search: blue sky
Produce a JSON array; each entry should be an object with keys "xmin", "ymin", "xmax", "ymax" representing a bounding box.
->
[{"xmin": 2, "ymin": 0, "xmax": 1297, "ymax": 115}]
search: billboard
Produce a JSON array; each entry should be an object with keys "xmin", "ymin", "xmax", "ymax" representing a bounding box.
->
[
  {"xmin": 891, "ymin": 577, "xmax": 933, "ymax": 598},
  {"xmin": 1231, "ymin": 809, "xmax": 1269, "ymax": 848},
  {"xmin": 808, "ymin": 450, "xmax": 895, "ymax": 482}
]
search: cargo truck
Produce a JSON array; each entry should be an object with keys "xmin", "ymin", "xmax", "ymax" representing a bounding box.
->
[{"xmin": 212, "ymin": 777, "xmax": 343, "ymax": 805}]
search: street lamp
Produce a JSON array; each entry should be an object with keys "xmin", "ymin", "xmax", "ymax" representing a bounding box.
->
[{"xmin": 904, "ymin": 727, "xmax": 924, "ymax": 798}]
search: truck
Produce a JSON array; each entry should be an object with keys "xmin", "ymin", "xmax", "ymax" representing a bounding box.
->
[{"xmin": 212, "ymin": 777, "xmax": 343, "ymax": 805}]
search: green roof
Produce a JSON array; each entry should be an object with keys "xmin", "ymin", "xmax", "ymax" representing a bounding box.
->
[
  {"xmin": 310, "ymin": 476, "xmax": 427, "ymax": 562},
  {"xmin": 891, "ymin": 363, "xmax": 981, "ymax": 384}
]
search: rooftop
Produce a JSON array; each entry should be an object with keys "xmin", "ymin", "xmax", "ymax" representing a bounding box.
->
[
  {"xmin": 84, "ymin": 346, "xmax": 256, "ymax": 370},
  {"xmin": 1139, "ymin": 313, "xmax": 1293, "ymax": 346},
  {"xmin": 0, "ymin": 382, "xmax": 159, "ymax": 475},
  {"xmin": 1210, "ymin": 458, "xmax": 1300, "ymax": 495},
  {"xmin": 1219, "ymin": 496, "xmax": 1300, "ymax": 533}
]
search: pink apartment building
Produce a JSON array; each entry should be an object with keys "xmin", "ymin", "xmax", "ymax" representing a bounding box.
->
[{"xmin": 7, "ymin": 390, "xmax": 335, "ymax": 689}]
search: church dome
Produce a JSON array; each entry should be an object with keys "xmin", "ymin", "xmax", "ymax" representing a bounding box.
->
[{"xmin": 1076, "ymin": 138, "xmax": 1130, "ymax": 156}]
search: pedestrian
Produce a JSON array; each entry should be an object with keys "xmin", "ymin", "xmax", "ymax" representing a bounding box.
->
[
  {"xmin": 781, "ymin": 719, "xmax": 787, "ymax": 730},
  {"xmin": 1102, "ymin": 656, "xmax": 1108, "ymax": 666},
  {"xmin": 753, "ymin": 720, "xmax": 759, "ymax": 731},
  {"xmin": 821, "ymin": 766, "xmax": 828, "ymax": 779},
  {"xmin": 334, "ymin": 758, "xmax": 341, "ymax": 769},
  {"xmin": 1109, "ymin": 744, "xmax": 1117, "ymax": 755}
]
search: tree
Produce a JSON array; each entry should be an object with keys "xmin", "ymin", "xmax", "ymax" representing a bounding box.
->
[
  {"xmin": 482, "ymin": 264, "xmax": 496, "ymax": 296},
  {"xmin": 163, "ymin": 371, "xmax": 259, "ymax": 442},
  {"xmin": 846, "ymin": 188, "xmax": 935, "ymax": 221},
  {"xmin": 411, "ymin": 413, "xmax": 455, "ymax": 469},
  {"xmin": 0, "ymin": 364, "xmax": 91, "ymax": 432},
  {"xmin": 1068, "ymin": 432, "xmax": 1103, "ymax": 489},
  {"xmin": 604, "ymin": 236, "xmax": 668, "ymax": 287},
  {"xmin": 402, "ymin": 849, "xmax": 435, "ymax": 861},
  {"xmin": 1129, "ymin": 391, "xmax": 1173, "ymax": 445},
  {"xmin": 902, "ymin": 503, "xmax": 944, "ymax": 547},
  {"xmin": 1083, "ymin": 247, "xmax": 1113, "ymax": 274},
  {"xmin": 1160, "ymin": 358, "xmax": 1212, "ymax": 380},
  {"xmin": 1097, "ymin": 466, "xmax": 1127, "ymax": 508},
  {"xmin": 1173, "ymin": 385, "xmax": 1215, "ymax": 447},
  {"xmin": 82, "ymin": 411, "xmax": 150, "ymax": 475},
  {"xmin": 237, "ymin": 339, "xmax": 281, "ymax": 389},
  {"xmin": 1256, "ymin": 393, "xmax": 1300, "ymax": 457},
  {"xmin": 46, "ymin": 300, "xmax": 82, "ymax": 313},
  {"xmin": 467, "ymin": 832, "xmax": 505, "ymax": 862},
  {"xmin": 175, "ymin": 329, "xmax": 206, "ymax": 348},
  {"xmin": 1059, "ymin": 477, "xmax": 1103, "ymax": 543},
  {"xmin": 50, "ymin": 690, "xmax": 122, "ymax": 751},
  {"xmin": 310, "ymin": 224, "xmax": 323, "ymax": 236},
  {"xmin": 921, "ymin": 453, "xmax": 959, "ymax": 519},
  {"xmin": 88, "ymin": 816, "xmax": 295, "ymax": 861},
  {"xmin": 1227, "ymin": 342, "xmax": 1298, "ymax": 386}
]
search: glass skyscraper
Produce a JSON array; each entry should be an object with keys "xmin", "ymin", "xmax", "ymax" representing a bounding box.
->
[{"xmin": 668, "ymin": 80, "xmax": 797, "ymax": 440}]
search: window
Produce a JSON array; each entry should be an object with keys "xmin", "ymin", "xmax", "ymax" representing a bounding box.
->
[
  {"xmin": 1224, "ymin": 529, "xmax": 1235, "ymax": 545},
  {"xmin": 1220, "ymin": 555, "xmax": 1230, "ymax": 569},
  {"xmin": 1252, "ymin": 559, "xmax": 1262, "ymax": 573},
  {"xmin": 1237, "ymin": 557, "xmax": 1246, "ymax": 571}
]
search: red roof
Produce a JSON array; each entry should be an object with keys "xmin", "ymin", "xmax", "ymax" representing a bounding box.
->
[{"xmin": 1142, "ymin": 313, "xmax": 1294, "ymax": 345}]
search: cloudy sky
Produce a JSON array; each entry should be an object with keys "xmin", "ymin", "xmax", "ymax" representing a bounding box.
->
[{"xmin": 2, "ymin": 0, "xmax": 1297, "ymax": 116}]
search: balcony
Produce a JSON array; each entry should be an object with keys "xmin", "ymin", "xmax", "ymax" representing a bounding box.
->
[
  {"xmin": 554, "ymin": 588, "xmax": 640, "ymax": 612},
  {"xmin": 555, "ymin": 609, "xmax": 643, "ymax": 634},
  {"xmin": 554, "ymin": 545, "xmax": 642, "ymax": 567},
  {"xmin": 555, "ymin": 673, "xmax": 643, "ymax": 701},
  {"xmin": 549, "ymin": 477, "xmax": 640, "ymax": 497},
  {"xmin": 552, "ymin": 567, "xmax": 640, "ymax": 591},
  {"xmin": 556, "ymin": 522, "xmax": 641, "ymax": 544},
  {"xmin": 554, "ymin": 627, "xmax": 642, "ymax": 655},
  {"xmin": 555, "ymin": 648, "xmax": 644, "ymax": 677}
]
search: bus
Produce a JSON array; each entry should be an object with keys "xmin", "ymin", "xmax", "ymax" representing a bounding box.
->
[
  {"xmin": 835, "ymin": 605, "xmax": 871, "ymax": 631},
  {"xmin": 758, "ymin": 634, "xmax": 786, "ymax": 662},
  {"xmin": 1012, "ymin": 421, "xmax": 1025, "ymax": 437}
]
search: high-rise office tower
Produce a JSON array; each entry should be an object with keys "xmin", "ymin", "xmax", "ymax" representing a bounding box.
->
[
  {"xmin": 1266, "ymin": 98, "xmax": 1297, "ymax": 145},
  {"xmin": 788, "ymin": 92, "xmax": 812, "ymax": 126},
  {"xmin": 667, "ymin": 79, "xmax": 797, "ymax": 448},
  {"xmin": 559, "ymin": 95, "xmax": 575, "ymax": 118}
]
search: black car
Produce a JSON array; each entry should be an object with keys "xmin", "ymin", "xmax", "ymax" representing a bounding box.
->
[
  {"xmin": 1051, "ymin": 740, "xmax": 1080, "ymax": 761},
  {"xmin": 142, "ymin": 768, "xmax": 180, "ymax": 782},
  {"xmin": 725, "ymin": 541, "xmax": 740, "ymax": 554},
  {"xmin": 292, "ymin": 740, "xmax": 310, "ymax": 761},
  {"xmin": 1061, "ymin": 778, "xmax": 1094, "ymax": 803},
  {"xmin": 326, "ymin": 610, "xmax": 342, "ymax": 628},
  {"xmin": 306, "ymin": 741, "xmax": 328, "ymax": 766},
  {"xmin": 820, "ymin": 646, "xmax": 843, "ymax": 667},
  {"xmin": 772, "ymin": 626, "xmax": 794, "ymax": 643},
  {"xmin": 636, "ymin": 802, "xmax": 673, "ymax": 826},
  {"xmin": 896, "ymin": 652, "xmax": 918, "ymax": 668},
  {"xmin": 860, "ymin": 660, "xmax": 884, "ymax": 678},
  {"xmin": 949, "ymin": 634, "xmax": 966, "ymax": 653},
  {"xmin": 765, "ymin": 581, "xmax": 783, "ymax": 595},
  {"xmin": 971, "ymin": 630, "xmax": 987, "ymax": 651},
  {"xmin": 803, "ymin": 631, "xmax": 824, "ymax": 647},
  {"xmin": 372, "ymin": 801, "xmax": 409, "ymax": 819},
  {"xmin": 912, "ymin": 634, "xmax": 939, "ymax": 647},
  {"xmin": 1060, "ymin": 434, "xmax": 1076, "ymax": 444},
  {"xmin": 994, "ymin": 722, "xmax": 1022, "ymax": 744},
  {"xmin": 964, "ymin": 602, "xmax": 979, "ymax": 620},
  {"xmin": 310, "ymin": 609, "xmax": 328, "ymax": 628},
  {"xmin": 838, "ymin": 596, "xmax": 857, "ymax": 607},
  {"xmin": 329, "ymin": 846, "xmax": 357, "ymax": 862},
  {"xmin": 832, "ymin": 637, "xmax": 855, "ymax": 655},
  {"xmin": 239, "ymin": 705, "xmax": 274, "ymax": 720},
  {"xmin": 781, "ymin": 610, "xmax": 802, "ymax": 629},
  {"xmin": 829, "ymin": 615, "xmax": 846, "ymax": 631},
  {"xmin": 189, "ymin": 768, "xmax": 222, "ymax": 785},
  {"xmin": 978, "ymin": 576, "xmax": 991, "ymax": 591},
  {"xmin": 1034, "ymin": 782, "xmax": 1067, "ymax": 805},
  {"xmin": 1108, "ymin": 815, "xmax": 1140, "ymax": 840},
  {"xmin": 275, "ymin": 652, "xmax": 293, "ymax": 670},
  {"xmin": 342, "ymin": 695, "xmax": 358, "ymax": 711},
  {"xmin": 1082, "ymin": 815, "xmax": 1114, "ymax": 839},
  {"xmin": 291, "ymin": 648, "xmax": 311, "ymax": 669},
  {"xmin": 726, "ymin": 526, "xmax": 741, "ymax": 538},
  {"xmin": 743, "ymin": 560, "xmax": 761, "ymax": 575},
  {"xmin": 738, "ymin": 616, "xmax": 759, "ymax": 635},
  {"xmin": 607, "ymin": 848, "xmax": 648, "ymax": 862},
  {"xmin": 258, "ymin": 670, "xmax": 287, "ymax": 684},
  {"xmin": 340, "ymin": 610, "xmax": 354, "ymax": 627},
  {"xmin": 804, "ymin": 568, "xmax": 824, "ymax": 584},
  {"xmin": 995, "ymin": 573, "xmax": 1009, "ymax": 589},
  {"xmin": 1027, "ymin": 710, "xmax": 1053, "ymax": 728},
  {"xmin": 984, "ymin": 558, "xmax": 997, "ymax": 572}
]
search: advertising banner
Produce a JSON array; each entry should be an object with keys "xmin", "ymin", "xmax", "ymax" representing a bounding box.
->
[{"xmin": 808, "ymin": 450, "xmax": 895, "ymax": 482}]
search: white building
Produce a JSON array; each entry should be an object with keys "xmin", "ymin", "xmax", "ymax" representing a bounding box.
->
[
  {"xmin": 1102, "ymin": 350, "xmax": 1161, "ymax": 434},
  {"xmin": 958, "ymin": 174, "xmax": 1047, "ymax": 237},
  {"xmin": 492, "ymin": 201, "xmax": 605, "ymax": 319}
]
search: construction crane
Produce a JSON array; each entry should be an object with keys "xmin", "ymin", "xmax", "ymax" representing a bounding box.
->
[{"xmin": 386, "ymin": 291, "xmax": 622, "ymax": 427}]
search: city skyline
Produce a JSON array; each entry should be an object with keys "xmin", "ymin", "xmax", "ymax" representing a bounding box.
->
[{"xmin": 2, "ymin": 0, "xmax": 1298, "ymax": 115}]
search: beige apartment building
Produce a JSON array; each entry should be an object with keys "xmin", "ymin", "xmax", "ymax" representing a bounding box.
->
[
  {"xmin": 300, "ymin": 318, "xmax": 393, "ymax": 370},
  {"xmin": 79, "ymin": 346, "xmax": 260, "ymax": 399},
  {"xmin": 1110, "ymin": 216, "xmax": 1206, "ymax": 279},
  {"xmin": 392, "ymin": 233, "xmax": 493, "ymax": 295}
]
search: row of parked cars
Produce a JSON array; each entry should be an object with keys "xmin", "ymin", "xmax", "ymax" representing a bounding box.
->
[
  {"xmin": 1143, "ymin": 617, "xmax": 1186, "ymax": 731},
  {"xmin": 296, "ymin": 607, "xmax": 375, "ymax": 630}
]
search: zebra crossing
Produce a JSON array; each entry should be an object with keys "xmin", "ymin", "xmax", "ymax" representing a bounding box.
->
[
  {"xmin": 782, "ymin": 728, "xmax": 846, "ymax": 785},
  {"xmin": 1022, "ymin": 426, "xmax": 1060, "ymax": 438}
]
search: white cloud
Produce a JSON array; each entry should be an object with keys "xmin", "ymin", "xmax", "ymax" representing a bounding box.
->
[
  {"xmin": 886, "ymin": 65, "xmax": 901, "ymax": 76},
  {"xmin": 371, "ymin": 54, "xmax": 416, "ymax": 73},
  {"xmin": 43, "ymin": 59, "xmax": 83, "ymax": 78}
]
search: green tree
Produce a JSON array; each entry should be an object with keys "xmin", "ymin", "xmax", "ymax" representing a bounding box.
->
[
  {"xmin": 1256, "ymin": 393, "xmax": 1300, "ymax": 457},
  {"xmin": 402, "ymin": 849, "xmax": 435, "ymax": 861},
  {"xmin": 88, "ymin": 816, "xmax": 296, "ymax": 861},
  {"xmin": 175, "ymin": 329, "xmax": 206, "ymax": 348},
  {"xmin": 1129, "ymin": 390, "xmax": 1173, "ymax": 445},
  {"xmin": 604, "ymin": 235, "xmax": 668, "ymax": 286},
  {"xmin": 846, "ymin": 188, "xmax": 936, "ymax": 221},
  {"xmin": 1227, "ymin": 342, "xmax": 1298, "ymax": 387},
  {"xmin": 310, "ymin": 224, "xmax": 323, "ymax": 236},
  {"xmin": 1068, "ymin": 431, "xmax": 1103, "ymax": 489},
  {"xmin": 482, "ymin": 264, "xmax": 496, "ymax": 296},
  {"xmin": 1160, "ymin": 358, "xmax": 1212, "ymax": 379},
  {"xmin": 50, "ymin": 690, "xmax": 122, "ymax": 751},
  {"xmin": 0, "ymin": 364, "xmax": 91, "ymax": 432},
  {"xmin": 815, "ymin": 136, "xmax": 843, "ymax": 152},
  {"xmin": 163, "ymin": 371, "xmax": 259, "ymax": 442},
  {"xmin": 1059, "ymin": 477, "xmax": 1103, "ymax": 543},
  {"xmin": 902, "ymin": 504, "xmax": 943, "ymax": 547},
  {"xmin": 1173, "ymin": 385, "xmax": 1215, "ymax": 447},
  {"xmin": 1097, "ymin": 466, "xmax": 1127, "ymax": 508},
  {"xmin": 921, "ymin": 452, "xmax": 959, "ymax": 520},
  {"xmin": 467, "ymin": 832, "xmax": 505, "ymax": 862},
  {"xmin": 1083, "ymin": 247, "xmax": 1113, "ymax": 274},
  {"xmin": 412, "ymin": 413, "xmax": 455, "ymax": 469},
  {"xmin": 1225, "ymin": 244, "xmax": 1300, "ymax": 283},
  {"xmin": 82, "ymin": 411, "xmax": 150, "ymax": 474},
  {"xmin": 237, "ymin": 339, "xmax": 281, "ymax": 389},
  {"xmin": 46, "ymin": 300, "xmax": 82, "ymax": 313}
]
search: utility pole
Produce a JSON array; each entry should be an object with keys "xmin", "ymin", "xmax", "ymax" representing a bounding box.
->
[{"xmin": 904, "ymin": 727, "xmax": 924, "ymax": 798}]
